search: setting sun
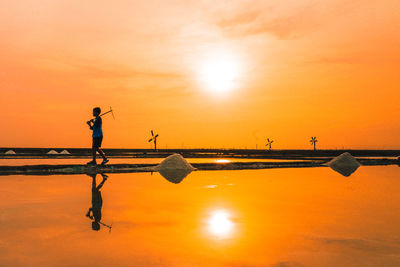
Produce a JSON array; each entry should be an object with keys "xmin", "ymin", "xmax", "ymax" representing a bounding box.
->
[{"xmin": 197, "ymin": 51, "xmax": 243, "ymax": 94}]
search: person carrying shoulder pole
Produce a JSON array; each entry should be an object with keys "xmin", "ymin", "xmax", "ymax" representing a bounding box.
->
[{"xmin": 86, "ymin": 107, "xmax": 109, "ymax": 165}]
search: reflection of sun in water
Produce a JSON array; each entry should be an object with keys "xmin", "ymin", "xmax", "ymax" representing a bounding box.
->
[
  {"xmin": 197, "ymin": 50, "xmax": 243, "ymax": 94},
  {"xmin": 215, "ymin": 159, "xmax": 230, "ymax": 163},
  {"xmin": 207, "ymin": 210, "xmax": 234, "ymax": 238}
]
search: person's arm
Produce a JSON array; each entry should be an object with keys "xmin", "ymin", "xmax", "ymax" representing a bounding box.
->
[
  {"xmin": 86, "ymin": 208, "xmax": 93, "ymax": 219},
  {"xmin": 93, "ymin": 117, "xmax": 101, "ymax": 129},
  {"xmin": 87, "ymin": 120, "xmax": 94, "ymax": 130}
]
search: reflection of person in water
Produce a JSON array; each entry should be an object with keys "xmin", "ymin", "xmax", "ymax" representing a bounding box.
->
[{"xmin": 86, "ymin": 173, "xmax": 108, "ymax": 231}]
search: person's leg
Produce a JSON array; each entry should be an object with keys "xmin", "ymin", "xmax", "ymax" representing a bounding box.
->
[
  {"xmin": 97, "ymin": 148, "xmax": 107, "ymax": 160},
  {"xmin": 98, "ymin": 148, "xmax": 109, "ymax": 165},
  {"xmin": 87, "ymin": 139, "xmax": 97, "ymax": 164},
  {"xmin": 96, "ymin": 137, "xmax": 108, "ymax": 164},
  {"xmin": 92, "ymin": 147, "xmax": 97, "ymax": 161},
  {"xmin": 91, "ymin": 173, "xmax": 97, "ymax": 188}
]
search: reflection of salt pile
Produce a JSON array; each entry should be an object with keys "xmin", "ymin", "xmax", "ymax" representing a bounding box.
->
[
  {"xmin": 326, "ymin": 152, "xmax": 361, "ymax": 177},
  {"xmin": 59, "ymin": 150, "xmax": 70, "ymax": 155},
  {"xmin": 155, "ymin": 154, "xmax": 195, "ymax": 184},
  {"xmin": 47, "ymin": 150, "xmax": 59, "ymax": 155},
  {"xmin": 5, "ymin": 150, "xmax": 16, "ymax": 155}
]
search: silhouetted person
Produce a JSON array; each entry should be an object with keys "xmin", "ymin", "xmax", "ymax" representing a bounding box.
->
[
  {"xmin": 86, "ymin": 173, "xmax": 108, "ymax": 231},
  {"xmin": 86, "ymin": 107, "xmax": 108, "ymax": 165}
]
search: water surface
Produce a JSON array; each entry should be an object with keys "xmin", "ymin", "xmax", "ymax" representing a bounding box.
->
[
  {"xmin": 0, "ymin": 166, "xmax": 399, "ymax": 266},
  {"xmin": 0, "ymin": 158, "xmax": 308, "ymax": 166}
]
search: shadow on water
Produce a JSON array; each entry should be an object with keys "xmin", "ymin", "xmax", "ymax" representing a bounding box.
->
[
  {"xmin": 157, "ymin": 168, "xmax": 193, "ymax": 184},
  {"xmin": 329, "ymin": 164, "xmax": 360, "ymax": 177},
  {"xmin": 85, "ymin": 173, "xmax": 112, "ymax": 232}
]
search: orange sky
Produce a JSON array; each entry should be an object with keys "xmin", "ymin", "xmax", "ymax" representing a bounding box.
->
[{"xmin": 1, "ymin": 0, "xmax": 399, "ymax": 149}]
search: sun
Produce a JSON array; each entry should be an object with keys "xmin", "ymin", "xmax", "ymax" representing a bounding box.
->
[
  {"xmin": 207, "ymin": 210, "xmax": 234, "ymax": 238},
  {"xmin": 197, "ymin": 51, "xmax": 243, "ymax": 94}
]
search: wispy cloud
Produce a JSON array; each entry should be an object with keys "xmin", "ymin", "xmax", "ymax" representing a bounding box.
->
[
  {"xmin": 215, "ymin": 0, "xmax": 367, "ymax": 39},
  {"xmin": 309, "ymin": 236, "xmax": 400, "ymax": 254},
  {"xmin": 268, "ymin": 261, "xmax": 304, "ymax": 267}
]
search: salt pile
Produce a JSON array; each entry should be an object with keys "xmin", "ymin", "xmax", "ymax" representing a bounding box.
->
[
  {"xmin": 5, "ymin": 150, "xmax": 16, "ymax": 155},
  {"xmin": 59, "ymin": 150, "xmax": 70, "ymax": 155},
  {"xmin": 47, "ymin": 150, "xmax": 59, "ymax": 155},
  {"xmin": 326, "ymin": 152, "xmax": 361, "ymax": 177},
  {"xmin": 155, "ymin": 154, "xmax": 195, "ymax": 184},
  {"xmin": 155, "ymin": 154, "xmax": 195, "ymax": 171}
]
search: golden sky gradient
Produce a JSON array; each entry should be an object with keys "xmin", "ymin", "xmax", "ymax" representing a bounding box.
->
[{"xmin": 1, "ymin": 0, "xmax": 399, "ymax": 149}]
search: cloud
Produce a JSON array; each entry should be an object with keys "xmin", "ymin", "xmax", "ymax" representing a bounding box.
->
[
  {"xmin": 215, "ymin": 0, "xmax": 367, "ymax": 39},
  {"xmin": 268, "ymin": 261, "xmax": 304, "ymax": 267},
  {"xmin": 113, "ymin": 220, "xmax": 178, "ymax": 228},
  {"xmin": 309, "ymin": 236, "xmax": 400, "ymax": 254},
  {"xmin": 309, "ymin": 56, "xmax": 365, "ymax": 65},
  {"xmin": 217, "ymin": 9, "xmax": 317, "ymax": 39},
  {"xmin": 224, "ymin": 260, "xmax": 303, "ymax": 267},
  {"xmin": 49, "ymin": 60, "xmax": 183, "ymax": 80},
  {"xmin": 218, "ymin": 10, "xmax": 262, "ymax": 29}
]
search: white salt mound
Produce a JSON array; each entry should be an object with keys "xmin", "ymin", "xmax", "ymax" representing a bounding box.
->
[
  {"xmin": 59, "ymin": 150, "xmax": 70, "ymax": 155},
  {"xmin": 155, "ymin": 153, "xmax": 195, "ymax": 171},
  {"xmin": 326, "ymin": 152, "xmax": 361, "ymax": 177},
  {"xmin": 155, "ymin": 154, "xmax": 195, "ymax": 184},
  {"xmin": 5, "ymin": 150, "xmax": 16, "ymax": 155},
  {"xmin": 47, "ymin": 150, "xmax": 59, "ymax": 155}
]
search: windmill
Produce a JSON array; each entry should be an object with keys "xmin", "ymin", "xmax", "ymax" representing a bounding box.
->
[
  {"xmin": 266, "ymin": 138, "xmax": 274, "ymax": 150},
  {"xmin": 148, "ymin": 130, "xmax": 159, "ymax": 151},
  {"xmin": 310, "ymin": 136, "xmax": 318, "ymax": 151}
]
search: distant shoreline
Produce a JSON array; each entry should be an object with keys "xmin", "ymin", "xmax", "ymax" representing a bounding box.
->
[{"xmin": 0, "ymin": 148, "xmax": 399, "ymax": 159}]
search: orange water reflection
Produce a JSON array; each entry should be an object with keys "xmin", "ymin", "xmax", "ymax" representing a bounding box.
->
[{"xmin": 1, "ymin": 166, "xmax": 400, "ymax": 266}]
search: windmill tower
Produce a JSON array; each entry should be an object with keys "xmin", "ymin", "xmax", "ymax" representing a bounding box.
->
[
  {"xmin": 310, "ymin": 136, "xmax": 318, "ymax": 151},
  {"xmin": 148, "ymin": 130, "xmax": 159, "ymax": 151},
  {"xmin": 266, "ymin": 138, "xmax": 274, "ymax": 150}
]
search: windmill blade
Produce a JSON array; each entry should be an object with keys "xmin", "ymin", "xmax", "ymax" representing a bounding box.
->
[
  {"xmin": 148, "ymin": 138, "xmax": 153, "ymax": 142},
  {"xmin": 271, "ymin": 140, "xmax": 274, "ymax": 143},
  {"xmin": 151, "ymin": 130, "xmax": 154, "ymax": 137},
  {"xmin": 154, "ymin": 134, "xmax": 159, "ymax": 138}
]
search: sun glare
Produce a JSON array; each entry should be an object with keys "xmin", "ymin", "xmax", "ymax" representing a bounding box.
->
[
  {"xmin": 207, "ymin": 210, "xmax": 234, "ymax": 238},
  {"xmin": 197, "ymin": 51, "xmax": 243, "ymax": 94},
  {"xmin": 215, "ymin": 159, "xmax": 230, "ymax": 163}
]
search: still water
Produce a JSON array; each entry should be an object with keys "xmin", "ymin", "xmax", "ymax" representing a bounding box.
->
[
  {"xmin": 0, "ymin": 158, "xmax": 307, "ymax": 166},
  {"xmin": 1, "ymin": 166, "xmax": 400, "ymax": 266}
]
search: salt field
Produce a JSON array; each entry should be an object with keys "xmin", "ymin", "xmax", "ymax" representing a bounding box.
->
[{"xmin": 0, "ymin": 158, "xmax": 311, "ymax": 166}]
